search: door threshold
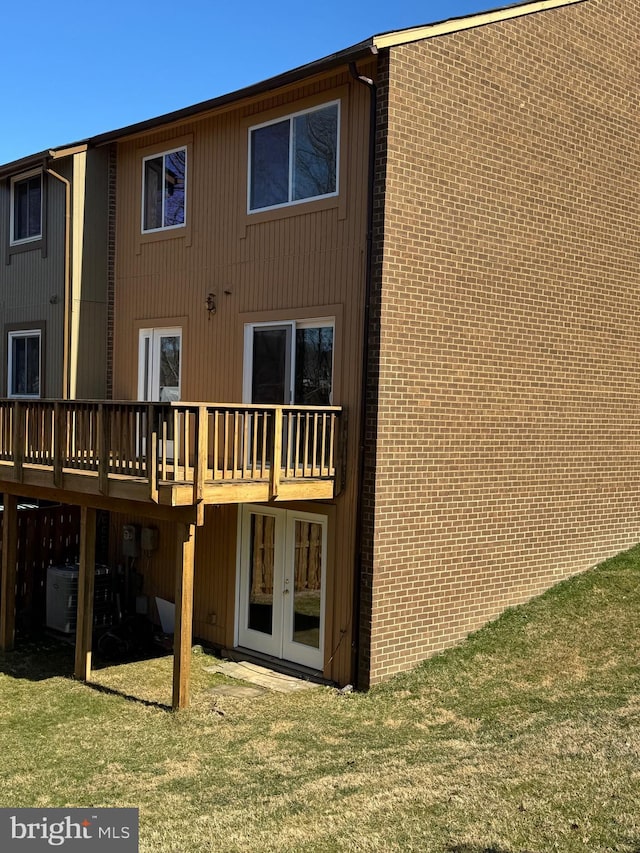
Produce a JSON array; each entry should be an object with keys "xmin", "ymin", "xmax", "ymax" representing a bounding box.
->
[{"xmin": 221, "ymin": 647, "xmax": 334, "ymax": 687}]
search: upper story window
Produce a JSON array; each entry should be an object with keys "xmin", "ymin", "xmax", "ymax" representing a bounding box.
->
[
  {"xmin": 248, "ymin": 101, "xmax": 340, "ymax": 213},
  {"xmin": 10, "ymin": 171, "xmax": 42, "ymax": 245},
  {"xmin": 142, "ymin": 147, "xmax": 186, "ymax": 233}
]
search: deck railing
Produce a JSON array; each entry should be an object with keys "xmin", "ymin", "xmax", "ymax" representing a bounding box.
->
[{"xmin": 0, "ymin": 400, "xmax": 342, "ymax": 504}]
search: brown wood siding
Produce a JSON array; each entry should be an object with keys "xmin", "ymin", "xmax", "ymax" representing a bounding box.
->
[
  {"xmin": 75, "ymin": 148, "xmax": 110, "ymax": 398},
  {"xmin": 109, "ymin": 505, "xmax": 237, "ymax": 648},
  {"xmin": 112, "ymin": 63, "xmax": 374, "ymax": 684}
]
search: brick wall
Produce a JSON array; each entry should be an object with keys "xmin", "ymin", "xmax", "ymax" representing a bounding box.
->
[{"xmin": 361, "ymin": 0, "xmax": 640, "ymax": 685}]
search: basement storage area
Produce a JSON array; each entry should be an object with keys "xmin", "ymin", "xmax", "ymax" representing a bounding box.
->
[{"xmin": 0, "ymin": 502, "xmax": 168, "ymax": 663}]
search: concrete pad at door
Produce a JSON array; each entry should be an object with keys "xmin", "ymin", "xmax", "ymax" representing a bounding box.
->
[{"xmin": 205, "ymin": 660, "xmax": 319, "ymax": 693}]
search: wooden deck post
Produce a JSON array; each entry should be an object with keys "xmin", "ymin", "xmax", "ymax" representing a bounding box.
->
[
  {"xmin": 172, "ymin": 522, "xmax": 196, "ymax": 710},
  {"xmin": 193, "ymin": 406, "xmax": 208, "ymax": 527},
  {"xmin": 12, "ymin": 403, "xmax": 24, "ymax": 483},
  {"xmin": 0, "ymin": 494, "xmax": 18, "ymax": 651},
  {"xmin": 74, "ymin": 506, "xmax": 96, "ymax": 681},
  {"xmin": 269, "ymin": 408, "xmax": 283, "ymax": 499},
  {"xmin": 147, "ymin": 404, "xmax": 158, "ymax": 503},
  {"xmin": 97, "ymin": 404, "xmax": 109, "ymax": 495}
]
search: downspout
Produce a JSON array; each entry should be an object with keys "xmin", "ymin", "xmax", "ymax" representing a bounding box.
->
[
  {"xmin": 349, "ymin": 60, "xmax": 377, "ymax": 687},
  {"xmin": 45, "ymin": 163, "xmax": 71, "ymax": 400}
]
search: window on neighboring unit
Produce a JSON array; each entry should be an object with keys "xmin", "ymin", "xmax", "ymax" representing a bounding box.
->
[
  {"xmin": 248, "ymin": 101, "xmax": 340, "ymax": 213},
  {"xmin": 8, "ymin": 330, "xmax": 41, "ymax": 397},
  {"xmin": 10, "ymin": 171, "xmax": 42, "ymax": 244},
  {"xmin": 142, "ymin": 147, "xmax": 186, "ymax": 232},
  {"xmin": 244, "ymin": 319, "xmax": 334, "ymax": 405}
]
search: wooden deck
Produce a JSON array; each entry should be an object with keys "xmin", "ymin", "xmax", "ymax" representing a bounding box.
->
[
  {"xmin": 0, "ymin": 399, "xmax": 343, "ymax": 709},
  {"xmin": 0, "ymin": 400, "xmax": 343, "ymax": 517}
]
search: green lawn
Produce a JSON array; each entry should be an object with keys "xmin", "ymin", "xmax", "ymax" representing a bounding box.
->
[{"xmin": 1, "ymin": 546, "xmax": 639, "ymax": 852}]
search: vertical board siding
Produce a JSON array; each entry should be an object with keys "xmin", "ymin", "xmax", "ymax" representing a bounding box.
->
[
  {"xmin": 0, "ymin": 150, "xmax": 109, "ymax": 401},
  {"xmin": 0, "ymin": 167, "xmax": 67, "ymax": 397},
  {"xmin": 112, "ymin": 65, "xmax": 373, "ymax": 683}
]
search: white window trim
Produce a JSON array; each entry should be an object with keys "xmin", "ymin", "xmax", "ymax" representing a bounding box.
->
[
  {"xmin": 8, "ymin": 329, "xmax": 42, "ymax": 398},
  {"xmin": 10, "ymin": 169, "xmax": 42, "ymax": 246},
  {"xmin": 243, "ymin": 317, "xmax": 335, "ymax": 404},
  {"xmin": 247, "ymin": 100, "xmax": 340, "ymax": 215},
  {"xmin": 141, "ymin": 146, "xmax": 187, "ymax": 234}
]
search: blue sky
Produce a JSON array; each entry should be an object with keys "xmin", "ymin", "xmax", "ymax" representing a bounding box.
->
[{"xmin": 2, "ymin": 0, "xmax": 500, "ymax": 165}]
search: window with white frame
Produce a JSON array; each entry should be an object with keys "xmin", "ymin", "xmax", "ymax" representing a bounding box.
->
[
  {"xmin": 244, "ymin": 319, "xmax": 334, "ymax": 405},
  {"xmin": 248, "ymin": 101, "xmax": 339, "ymax": 213},
  {"xmin": 8, "ymin": 330, "xmax": 41, "ymax": 397},
  {"xmin": 10, "ymin": 171, "xmax": 42, "ymax": 244},
  {"xmin": 142, "ymin": 147, "xmax": 186, "ymax": 232}
]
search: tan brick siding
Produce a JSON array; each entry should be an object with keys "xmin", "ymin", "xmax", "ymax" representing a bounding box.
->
[{"xmin": 361, "ymin": 0, "xmax": 640, "ymax": 685}]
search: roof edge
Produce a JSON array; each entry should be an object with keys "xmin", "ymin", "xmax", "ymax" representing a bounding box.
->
[
  {"xmin": 373, "ymin": 0, "xmax": 588, "ymax": 49},
  {"xmin": 0, "ymin": 142, "xmax": 89, "ymax": 177},
  {"xmin": 91, "ymin": 39, "xmax": 376, "ymax": 147}
]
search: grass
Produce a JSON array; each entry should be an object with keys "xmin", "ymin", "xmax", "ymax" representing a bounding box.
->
[{"xmin": 1, "ymin": 547, "xmax": 639, "ymax": 852}]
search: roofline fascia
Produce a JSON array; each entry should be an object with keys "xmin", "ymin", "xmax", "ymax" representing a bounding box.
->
[
  {"xmin": 91, "ymin": 41, "xmax": 377, "ymax": 147},
  {"xmin": 0, "ymin": 150, "xmax": 50, "ymax": 179},
  {"xmin": 0, "ymin": 143, "xmax": 89, "ymax": 179},
  {"xmin": 373, "ymin": 0, "xmax": 588, "ymax": 49}
]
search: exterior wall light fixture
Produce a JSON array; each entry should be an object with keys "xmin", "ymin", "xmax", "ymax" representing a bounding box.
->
[{"xmin": 205, "ymin": 292, "xmax": 217, "ymax": 318}]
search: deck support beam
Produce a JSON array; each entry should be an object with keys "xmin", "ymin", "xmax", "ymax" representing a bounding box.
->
[
  {"xmin": 172, "ymin": 522, "xmax": 196, "ymax": 710},
  {"xmin": 0, "ymin": 494, "xmax": 18, "ymax": 650},
  {"xmin": 74, "ymin": 506, "xmax": 96, "ymax": 681}
]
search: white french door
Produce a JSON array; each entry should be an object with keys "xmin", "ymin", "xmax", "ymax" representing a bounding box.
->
[
  {"xmin": 138, "ymin": 328, "xmax": 182, "ymax": 457},
  {"xmin": 237, "ymin": 505, "xmax": 327, "ymax": 670},
  {"xmin": 138, "ymin": 328, "xmax": 182, "ymax": 403}
]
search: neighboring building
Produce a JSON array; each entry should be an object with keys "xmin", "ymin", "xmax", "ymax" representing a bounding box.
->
[
  {"xmin": 0, "ymin": 145, "xmax": 111, "ymax": 401},
  {"xmin": 1, "ymin": 0, "xmax": 638, "ymax": 707}
]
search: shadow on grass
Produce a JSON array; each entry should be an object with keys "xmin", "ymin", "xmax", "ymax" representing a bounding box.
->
[
  {"xmin": 85, "ymin": 680, "xmax": 171, "ymax": 712},
  {"xmin": 448, "ymin": 846, "xmax": 533, "ymax": 853},
  {"xmin": 0, "ymin": 632, "xmax": 172, "ymax": 712},
  {"xmin": 448, "ymin": 846, "xmax": 640, "ymax": 853},
  {"xmin": 0, "ymin": 633, "xmax": 74, "ymax": 681}
]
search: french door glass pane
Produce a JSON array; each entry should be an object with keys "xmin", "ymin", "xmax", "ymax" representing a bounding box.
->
[
  {"xmin": 294, "ymin": 326, "xmax": 333, "ymax": 405},
  {"xmin": 141, "ymin": 337, "xmax": 151, "ymax": 402},
  {"xmin": 291, "ymin": 520, "xmax": 322, "ymax": 649},
  {"xmin": 248, "ymin": 514, "xmax": 275, "ymax": 636},
  {"xmin": 158, "ymin": 335, "xmax": 180, "ymax": 402},
  {"xmin": 252, "ymin": 327, "xmax": 289, "ymax": 403}
]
